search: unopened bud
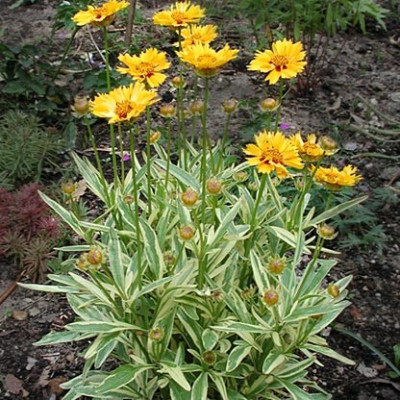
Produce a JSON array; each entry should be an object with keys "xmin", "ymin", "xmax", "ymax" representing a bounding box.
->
[
  {"xmin": 319, "ymin": 135, "xmax": 337, "ymax": 151},
  {"xmin": 202, "ymin": 350, "xmax": 216, "ymax": 365},
  {"xmin": 318, "ymin": 223, "xmax": 338, "ymax": 240},
  {"xmin": 172, "ymin": 76, "xmax": 185, "ymax": 88},
  {"xmin": 259, "ymin": 98, "xmax": 278, "ymax": 112},
  {"xmin": 268, "ymin": 256, "xmax": 286, "ymax": 274},
  {"xmin": 149, "ymin": 328, "xmax": 164, "ymax": 342},
  {"xmin": 163, "ymin": 251, "xmax": 176, "ymax": 266},
  {"xmin": 159, "ymin": 104, "xmax": 176, "ymax": 118},
  {"xmin": 123, "ymin": 195, "xmax": 134, "ymax": 204},
  {"xmin": 179, "ymin": 225, "xmax": 195, "ymax": 240},
  {"xmin": 189, "ymin": 100, "xmax": 204, "ymax": 115},
  {"xmin": 62, "ymin": 181, "xmax": 76, "ymax": 195},
  {"xmin": 248, "ymin": 181, "xmax": 258, "ymax": 191},
  {"xmin": 181, "ymin": 188, "xmax": 198, "ymax": 206},
  {"xmin": 206, "ymin": 178, "xmax": 223, "ymax": 195},
  {"xmin": 73, "ymin": 96, "xmax": 89, "ymax": 115},
  {"xmin": 233, "ymin": 171, "xmax": 248, "ymax": 182},
  {"xmin": 86, "ymin": 249, "xmax": 103, "ymax": 265},
  {"xmin": 263, "ymin": 290, "xmax": 279, "ymax": 306},
  {"xmin": 327, "ymin": 284, "xmax": 340, "ymax": 298},
  {"xmin": 212, "ymin": 290, "xmax": 224, "ymax": 302},
  {"xmin": 149, "ymin": 130, "xmax": 161, "ymax": 144},
  {"xmin": 222, "ymin": 98, "xmax": 238, "ymax": 114},
  {"xmin": 241, "ymin": 287, "xmax": 255, "ymax": 300},
  {"xmin": 76, "ymin": 254, "xmax": 89, "ymax": 271}
]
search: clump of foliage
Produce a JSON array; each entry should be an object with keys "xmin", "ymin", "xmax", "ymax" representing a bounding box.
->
[
  {"xmin": 0, "ymin": 183, "xmax": 64, "ymax": 281},
  {"xmin": 23, "ymin": 1, "xmax": 368, "ymax": 399},
  {"xmin": 0, "ymin": 111, "xmax": 64, "ymax": 189}
]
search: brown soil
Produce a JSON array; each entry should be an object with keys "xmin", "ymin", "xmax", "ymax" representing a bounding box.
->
[{"xmin": 1, "ymin": 0, "xmax": 400, "ymax": 399}]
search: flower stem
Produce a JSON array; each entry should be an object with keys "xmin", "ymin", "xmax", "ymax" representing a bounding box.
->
[
  {"xmin": 145, "ymin": 106, "xmax": 152, "ymax": 215},
  {"xmin": 102, "ymin": 26, "xmax": 111, "ymax": 91},
  {"xmin": 274, "ymin": 80, "xmax": 285, "ymax": 133},
  {"xmin": 165, "ymin": 118, "xmax": 172, "ymax": 189},
  {"xmin": 129, "ymin": 125, "xmax": 142, "ymax": 289},
  {"xmin": 118, "ymin": 123, "xmax": 125, "ymax": 186},
  {"xmin": 110, "ymin": 124, "xmax": 119, "ymax": 188},
  {"xmin": 219, "ymin": 113, "xmax": 231, "ymax": 171}
]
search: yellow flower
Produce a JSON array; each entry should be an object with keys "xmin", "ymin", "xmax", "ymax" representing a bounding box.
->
[
  {"xmin": 175, "ymin": 24, "xmax": 218, "ymax": 48},
  {"xmin": 153, "ymin": 1, "xmax": 205, "ymax": 28},
  {"xmin": 290, "ymin": 132, "xmax": 336, "ymax": 161},
  {"xmin": 312, "ymin": 165, "xmax": 362, "ymax": 190},
  {"xmin": 248, "ymin": 39, "xmax": 307, "ymax": 85},
  {"xmin": 243, "ymin": 131, "xmax": 303, "ymax": 178},
  {"xmin": 177, "ymin": 43, "xmax": 239, "ymax": 77},
  {"xmin": 117, "ymin": 48, "xmax": 171, "ymax": 88},
  {"xmin": 90, "ymin": 82, "xmax": 159, "ymax": 124},
  {"xmin": 72, "ymin": 0, "xmax": 129, "ymax": 26}
]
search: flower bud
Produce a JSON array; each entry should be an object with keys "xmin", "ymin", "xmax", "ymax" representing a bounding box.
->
[
  {"xmin": 86, "ymin": 249, "xmax": 103, "ymax": 265},
  {"xmin": 319, "ymin": 135, "xmax": 337, "ymax": 152},
  {"xmin": 268, "ymin": 256, "xmax": 286, "ymax": 274},
  {"xmin": 159, "ymin": 104, "xmax": 176, "ymax": 118},
  {"xmin": 189, "ymin": 100, "xmax": 204, "ymax": 115},
  {"xmin": 233, "ymin": 171, "xmax": 248, "ymax": 182},
  {"xmin": 163, "ymin": 251, "xmax": 176, "ymax": 266},
  {"xmin": 202, "ymin": 350, "xmax": 216, "ymax": 365},
  {"xmin": 248, "ymin": 181, "xmax": 258, "ymax": 191},
  {"xmin": 318, "ymin": 223, "xmax": 338, "ymax": 240},
  {"xmin": 241, "ymin": 287, "xmax": 255, "ymax": 300},
  {"xmin": 327, "ymin": 284, "xmax": 340, "ymax": 298},
  {"xmin": 206, "ymin": 177, "xmax": 223, "ymax": 195},
  {"xmin": 172, "ymin": 76, "xmax": 185, "ymax": 88},
  {"xmin": 149, "ymin": 327, "xmax": 164, "ymax": 342},
  {"xmin": 259, "ymin": 98, "xmax": 278, "ymax": 112},
  {"xmin": 181, "ymin": 188, "xmax": 198, "ymax": 206},
  {"xmin": 263, "ymin": 290, "xmax": 279, "ymax": 306},
  {"xmin": 62, "ymin": 180, "xmax": 76, "ymax": 195},
  {"xmin": 72, "ymin": 96, "xmax": 89, "ymax": 115},
  {"xmin": 212, "ymin": 290, "xmax": 224, "ymax": 302},
  {"xmin": 179, "ymin": 225, "xmax": 195, "ymax": 240},
  {"xmin": 222, "ymin": 98, "xmax": 238, "ymax": 114},
  {"xmin": 123, "ymin": 195, "xmax": 134, "ymax": 204},
  {"xmin": 149, "ymin": 130, "xmax": 161, "ymax": 144},
  {"xmin": 76, "ymin": 254, "xmax": 89, "ymax": 271}
]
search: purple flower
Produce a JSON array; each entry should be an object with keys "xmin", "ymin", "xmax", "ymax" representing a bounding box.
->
[
  {"xmin": 122, "ymin": 154, "xmax": 131, "ymax": 162},
  {"xmin": 280, "ymin": 123, "xmax": 291, "ymax": 131}
]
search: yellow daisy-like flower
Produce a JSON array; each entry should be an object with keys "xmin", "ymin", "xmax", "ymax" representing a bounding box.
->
[
  {"xmin": 117, "ymin": 48, "xmax": 171, "ymax": 88},
  {"xmin": 290, "ymin": 132, "xmax": 337, "ymax": 162},
  {"xmin": 153, "ymin": 1, "xmax": 205, "ymax": 28},
  {"xmin": 72, "ymin": 0, "xmax": 129, "ymax": 26},
  {"xmin": 248, "ymin": 39, "xmax": 307, "ymax": 85},
  {"xmin": 90, "ymin": 82, "xmax": 159, "ymax": 124},
  {"xmin": 175, "ymin": 24, "xmax": 218, "ymax": 48},
  {"xmin": 177, "ymin": 43, "xmax": 239, "ymax": 77},
  {"xmin": 243, "ymin": 131, "xmax": 304, "ymax": 178},
  {"xmin": 312, "ymin": 165, "xmax": 362, "ymax": 190}
]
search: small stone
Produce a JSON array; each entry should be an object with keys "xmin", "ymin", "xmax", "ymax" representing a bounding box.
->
[{"xmin": 12, "ymin": 310, "xmax": 28, "ymax": 321}]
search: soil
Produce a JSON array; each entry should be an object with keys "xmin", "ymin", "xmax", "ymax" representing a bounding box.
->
[{"xmin": 1, "ymin": 0, "xmax": 400, "ymax": 399}]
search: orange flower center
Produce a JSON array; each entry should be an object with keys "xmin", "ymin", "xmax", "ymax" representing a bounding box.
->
[
  {"xmin": 197, "ymin": 54, "xmax": 217, "ymax": 66},
  {"xmin": 271, "ymin": 55, "xmax": 289, "ymax": 72},
  {"xmin": 138, "ymin": 62, "xmax": 155, "ymax": 78},
  {"xmin": 171, "ymin": 10, "xmax": 185, "ymax": 25},
  {"xmin": 260, "ymin": 148, "xmax": 283, "ymax": 164},
  {"xmin": 115, "ymin": 101, "xmax": 132, "ymax": 119}
]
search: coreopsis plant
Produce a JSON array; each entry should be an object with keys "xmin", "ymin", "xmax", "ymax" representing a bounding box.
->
[{"xmin": 22, "ymin": 2, "xmax": 368, "ymax": 399}]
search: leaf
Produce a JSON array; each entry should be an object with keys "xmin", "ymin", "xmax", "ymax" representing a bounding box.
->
[
  {"xmin": 262, "ymin": 351, "xmax": 286, "ymax": 374},
  {"xmin": 249, "ymin": 250, "xmax": 269, "ymax": 293},
  {"xmin": 97, "ymin": 364, "xmax": 153, "ymax": 393},
  {"xmin": 267, "ymin": 226, "xmax": 310, "ymax": 254},
  {"xmin": 5, "ymin": 374, "xmax": 23, "ymax": 394},
  {"xmin": 67, "ymin": 321, "xmax": 143, "ymax": 334},
  {"xmin": 191, "ymin": 372, "xmax": 208, "ymax": 400},
  {"xmin": 108, "ymin": 229, "xmax": 126, "ymax": 295},
  {"xmin": 202, "ymin": 329, "xmax": 219, "ymax": 351},
  {"xmin": 18, "ymin": 282, "xmax": 78, "ymax": 294},
  {"xmin": 305, "ymin": 344, "xmax": 355, "ymax": 365},
  {"xmin": 155, "ymin": 159, "xmax": 200, "ymax": 190},
  {"xmin": 159, "ymin": 361, "xmax": 191, "ymax": 391},
  {"xmin": 209, "ymin": 372, "xmax": 228, "ymax": 400},
  {"xmin": 227, "ymin": 345, "xmax": 252, "ymax": 372},
  {"xmin": 170, "ymin": 381, "xmax": 191, "ymax": 400},
  {"xmin": 34, "ymin": 331, "xmax": 88, "ymax": 346}
]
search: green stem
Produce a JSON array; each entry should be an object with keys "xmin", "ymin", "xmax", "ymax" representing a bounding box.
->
[
  {"xmin": 51, "ymin": 27, "xmax": 79, "ymax": 82},
  {"xmin": 145, "ymin": 106, "xmax": 152, "ymax": 215},
  {"xmin": 110, "ymin": 124, "xmax": 119, "ymax": 188},
  {"xmin": 198, "ymin": 77, "xmax": 210, "ymax": 290},
  {"xmin": 165, "ymin": 118, "xmax": 172, "ymax": 189},
  {"xmin": 219, "ymin": 113, "xmax": 231, "ymax": 171},
  {"xmin": 102, "ymin": 26, "xmax": 111, "ymax": 91},
  {"xmin": 84, "ymin": 116, "xmax": 111, "ymax": 206},
  {"xmin": 118, "ymin": 123, "xmax": 125, "ymax": 186},
  {"xmin": 249, "ymin": 174, "xmax": 268, "ymax": 232},
  {"xmin": 274, "ymin": 80, "xmax": 285, "ymax": 133},
  {"xmin": 129, "ymin": 125, "xmax": 143, "ymax": 290}
]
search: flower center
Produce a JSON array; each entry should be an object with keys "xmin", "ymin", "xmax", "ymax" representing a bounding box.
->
[
  {"xmin": 260, "ymin": 149, "xmax": 283, "ymax": 164},
  {"xmin": 271, "ymin": 55, "xmax": 288, "ymax": 72},
  {"xmin": 115, "ymin": 101, "xmax": 132, "ymax": 119},
  {"xmin": 197, "ymin": 54, "xmax": 217, "ymax": 66},
  {"xmin": 171, "ymin": 10, "xmax": 185, "ymax": 25},
  {"xmin": 139, "ymin": 62, "xmax": 155, "ymax": 78}
]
